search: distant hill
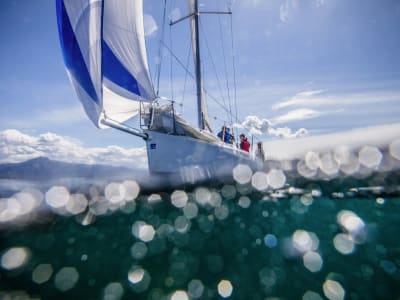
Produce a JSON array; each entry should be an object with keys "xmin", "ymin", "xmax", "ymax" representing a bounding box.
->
[{"xmin": 0, "ymin": 157, "xmax": 137, "ymax": 181}]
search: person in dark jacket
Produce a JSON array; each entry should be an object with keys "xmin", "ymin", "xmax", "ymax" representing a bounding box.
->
[
  {"xmin": 239, "ymin": 134, "xmax": 250, "ymax": 152},
  {"xmin": 217, "ymin": 126, "xmax": 231, "ymax": 144}
]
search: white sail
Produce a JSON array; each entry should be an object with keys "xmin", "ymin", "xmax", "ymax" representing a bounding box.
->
[{"xmin": 56, "ymin": 0, "xmax": 155, "ymax": 128}]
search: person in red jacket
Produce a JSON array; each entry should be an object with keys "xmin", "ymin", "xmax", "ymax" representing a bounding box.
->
[{"xmin": 239, "ymin": 134, "xmax": 250, "ymax": 152}]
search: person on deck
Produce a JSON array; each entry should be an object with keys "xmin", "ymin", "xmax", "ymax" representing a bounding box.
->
[
  {"xmin": 217, "ymin": 126, "xmax": 231, "ymax": 144},
  {"xmin": 229, "ymin": 131, "xmax": 235, "ymax": 144},
  {"xmin": 255, "ymin": 142, "xmax": 265, "ymax": 160},
  {"xmin": 239, "ymin": 134, "xmax": 250, "ymax": 152}
]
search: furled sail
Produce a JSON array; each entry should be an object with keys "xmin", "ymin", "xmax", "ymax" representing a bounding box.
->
[{"xmin": 56, "ymin": 0, "xmax": 155, "ymax": 128}]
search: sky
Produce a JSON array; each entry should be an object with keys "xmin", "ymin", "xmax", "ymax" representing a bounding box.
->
[{"xmin": 0, "ymin": 0, "xmax": 400, "ymax": 165}]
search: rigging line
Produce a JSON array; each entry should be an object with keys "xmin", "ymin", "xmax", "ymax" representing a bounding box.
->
[
  {"xmin": 217, "ymin": 1, "xmax": 233, "ymax": 126},
  {"xmin": 160, "ymin": 41, "xmax": 241, "ymax": 122},
  {"xmin": 229, "ymin": 12, "xmax": 239, "ymax": 142},
  {"xmin": 155, "ymin": 0, "xmax": 168, "ymax": 96},
  {"xmin": 179, "ymin": 40, "xmax": 193, "ymax": 114},
  {"xmin": 169, "ymin": 18, "xmax": 174, "ymax": 100},
  {"xmin": 198, "ymin": 19, "xmax": 230, "ymax": 122}
]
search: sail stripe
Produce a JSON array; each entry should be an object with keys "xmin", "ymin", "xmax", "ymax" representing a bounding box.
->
[
  {"xmin": 57, "ymin": 0, "xmax": 155, "ymax": 127},
  {"xmin": 102, "ymin": 40, "xmax": 141, "ymax": 98},
  {"xmin": 56, "ymin": 0, "xmax": 99, "ymax": 103}
]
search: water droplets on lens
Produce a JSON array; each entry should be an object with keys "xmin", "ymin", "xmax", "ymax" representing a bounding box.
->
[
  {"xmin": 1, "ymin": 247, "xmax": 30, "ymax": 270},
  {"xmin": 128, "ymin": 265, "xmax": 151, "ymax": 293},
  {"xmin": 233, "ymin": 164, "xmax": 253, "ymax": 184},
  {"xmin": 217, "ymin": 279, "xmax": 233, "ymax": 298},
  {"xmin": 32, "ymin": 264, "xmax": 53, "ymax": 284},
  {"xmin": 171, "ymin": 190, "xmax": 188, "ymax": 208},
  {"xmin": 54, "ymin": 267, "xmax": 79, "ymax": 292}
]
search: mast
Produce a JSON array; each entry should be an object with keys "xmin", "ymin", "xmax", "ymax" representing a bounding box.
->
[
  {"xmin": 193, "ymin": 0, "xmax": 205, "ymax": 130},
  {"xmin": 171, "ymin": 1, "xmax": 231, "ymax": 132}
]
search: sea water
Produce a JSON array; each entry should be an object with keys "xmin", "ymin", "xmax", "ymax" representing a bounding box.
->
[{"xmin": 1, "ymin": 147, "xmax": 400, "ymax": 299}]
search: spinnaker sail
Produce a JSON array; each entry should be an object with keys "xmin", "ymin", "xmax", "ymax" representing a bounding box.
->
[{"xmin": 56, "ymin": 0, "xmax": 155, "ymax": 127}]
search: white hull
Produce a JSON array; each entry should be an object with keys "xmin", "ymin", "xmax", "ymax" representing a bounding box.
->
[{"xmin": 145, "ymin": 131, "xmax": 258, "ymax": 182}]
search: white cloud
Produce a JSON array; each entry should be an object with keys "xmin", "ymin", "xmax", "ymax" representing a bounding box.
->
[
  {"xmin": 272, "ymin": 108, "xmax": 323, "ymax": 124},
  {"xmin": 237, "ymin": 115, "xmax": 271, "ymax": 135},
  {"xmin": 269, "ymin": 127, "xmax": 308, "ymax": 138},
  {"xmin": 235, "ymin": 115, "xmax": 308, "ymax": 139},
  {"xmin": 273, "ymin": 89, "xmax": 400, "ymax": 110},
  {"xmin": 273, "ymin": 90, "xmax": 325, "ymax": 110},
  {"xmin": 144, "ymin": 14, "xmax": 158, "ymax": 37},
  {"xmin": 0, "ymin": 129, "xmax": 147, "ymax": 168}
]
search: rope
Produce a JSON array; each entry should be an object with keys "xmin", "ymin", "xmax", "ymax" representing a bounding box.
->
[
  {"xmin": 169, "ymin": 23, "xmax": 174, "ymax": 100},
  {"xmin": 229, "ymin": 12, "xmax": 239, "ymax": 143},
  {"xmin": 218, "ymin": 1, "xmax": 233, "ymax": 127},
  {"xmin": 155, "ymin": 0, "xmax": 167, "ymax": 96},
  {"xmin": 179, "ymin": 39, "xmax": 192, "ymax": 114}
]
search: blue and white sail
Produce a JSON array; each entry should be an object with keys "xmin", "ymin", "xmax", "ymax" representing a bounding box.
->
[{"xmin": 56, "ymin": 0, "xmax": 155, "ymax": 128}]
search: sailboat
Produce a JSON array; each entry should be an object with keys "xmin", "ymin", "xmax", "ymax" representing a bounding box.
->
[{"xmin": 56, "ymin": 0, "xmax": 261, "ymax": 180}]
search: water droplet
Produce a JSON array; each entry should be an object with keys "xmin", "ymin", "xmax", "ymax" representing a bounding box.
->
[
  {"xmin": 54, "ymin": 267, "xmax": 79, "ymax": 292},
  {"xmin": 139, "ymin": 224, "xmax": 156, "ymax": 242},
  {"xmin": 148, "ymin": 194, "xmax": 162, "ymax": 204},
  {"xmin": 303, "ymin": 290, "xmax": 324, "ymax": 300},
  {"xmin": 45, "ymin": 186, "xmax": 70, "ymax": 209},
  {"xmin": 264, "ymin": 234, "xmax": 278, "ymax": 248},
  {"xmin": 171, "ymin": 190, "xmax": 188, "ymax": 208},
  {"xmin": 217, "ymin": 280, "xmax": 233, "ymax": 298},
  {"xmin": 175, "ymin": 216, "xmax": 191, "ymax": 233},
  {"xmin": 122, "ymin": 180, "xmax": 140, "ymax": 201},
  {"xmin": 128, "ymin": 265, "xmax": 151, "ymax": 293},
  {"xmin": 322, "ymin": 279, "xmax": 345, "ymax": 300},
  {"xmin": 337, "ymin": 210, "xmax": 365, "ymax": 236},
  {"xmin": 66, "ymin": 193, "xmax": 88, "ymax": 215},
  {"xmin": 194, "ymin": 188, "xmax": 212, "ymax": 206},
  {"xmin": 131, "ymin": 242, "xmax": 148, "ymax": 260},
  {"xmin": 188, "ymin": 279, "xmax": 204, "ymax": 299},
  {"xmin": 104, "ymin": 182, "xmax": 126, "ymax": 204},
  {"xmin": 103, "ymin": 282, "xmax": 124, "ymax": 300},
  {"xmin": 233, "ymin": 164, "xmax": 253, "ymax": 184},
  {"xmin": 320, "ymin": 152, "xmax": 339, "ymax": 176},
  {"xmin": 170, "ymin": 290, "xmax": 189, "ymax": 300},
  {"xmin": 251, "ymin": 171, "xmax": 268, "ymax": 191},
  {"xmin": 297, "ymin": 160, "xmax": 317, "ymax": 179},
  {"xmin": 1, "ymin": 247, "xmax": 30, "ymax": 270},
  {"xmin": 238, "ymin": 196, "xmax": 251, "ymax": 208},
  {"xmin": 303, "ymin": 251, "xmax": 323, "ymax": 272},
  {"xmin": 221, "ymin": 185, "xmax": 236, "ymax": 200},
  {"xmin": 214, "ymin": 205, "xmax": 229, "ymax": 220},
  {"xmin": 183, "ymin": 202, "xmax": 198, "ymax": 219},
  {"xmin": 32, "ymin": 264, "xmax": 53, "ymax": 284},
  {"xmin": 292, "ymin": 230, "xmax": 313, "ymax": 253},
  {"xmin": 358, "ymin": 146, "xmax": 382, "ymax": 168},
  {"xmin": 305, "ymin": 151, "xmax": 320, "ymax": 170},
  {"xmin": 267, "ymin": 169, "xmax": 286, "ymax": 189},
  {"xmin": 333, "ymin": 233, "xmax": 355, "ymax": 255},
  {"xmin": 389, "ymin": 139, "xmax": 400, "ymax": 160}
]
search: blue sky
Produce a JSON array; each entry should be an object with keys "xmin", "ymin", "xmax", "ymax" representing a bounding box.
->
[{"xmin": 1, "ymin": 0, "xmax": 400, "ymax": 151}]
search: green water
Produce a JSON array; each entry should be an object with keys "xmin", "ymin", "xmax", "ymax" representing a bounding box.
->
[{"xmin": 1, "ymin": 182, "xmax": 399, "ymax": 300}]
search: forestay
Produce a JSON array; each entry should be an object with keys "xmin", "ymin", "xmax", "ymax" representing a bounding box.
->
[{"xmin": 56, "ymin": 0, "xmax": 155, "ymax": 128}]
